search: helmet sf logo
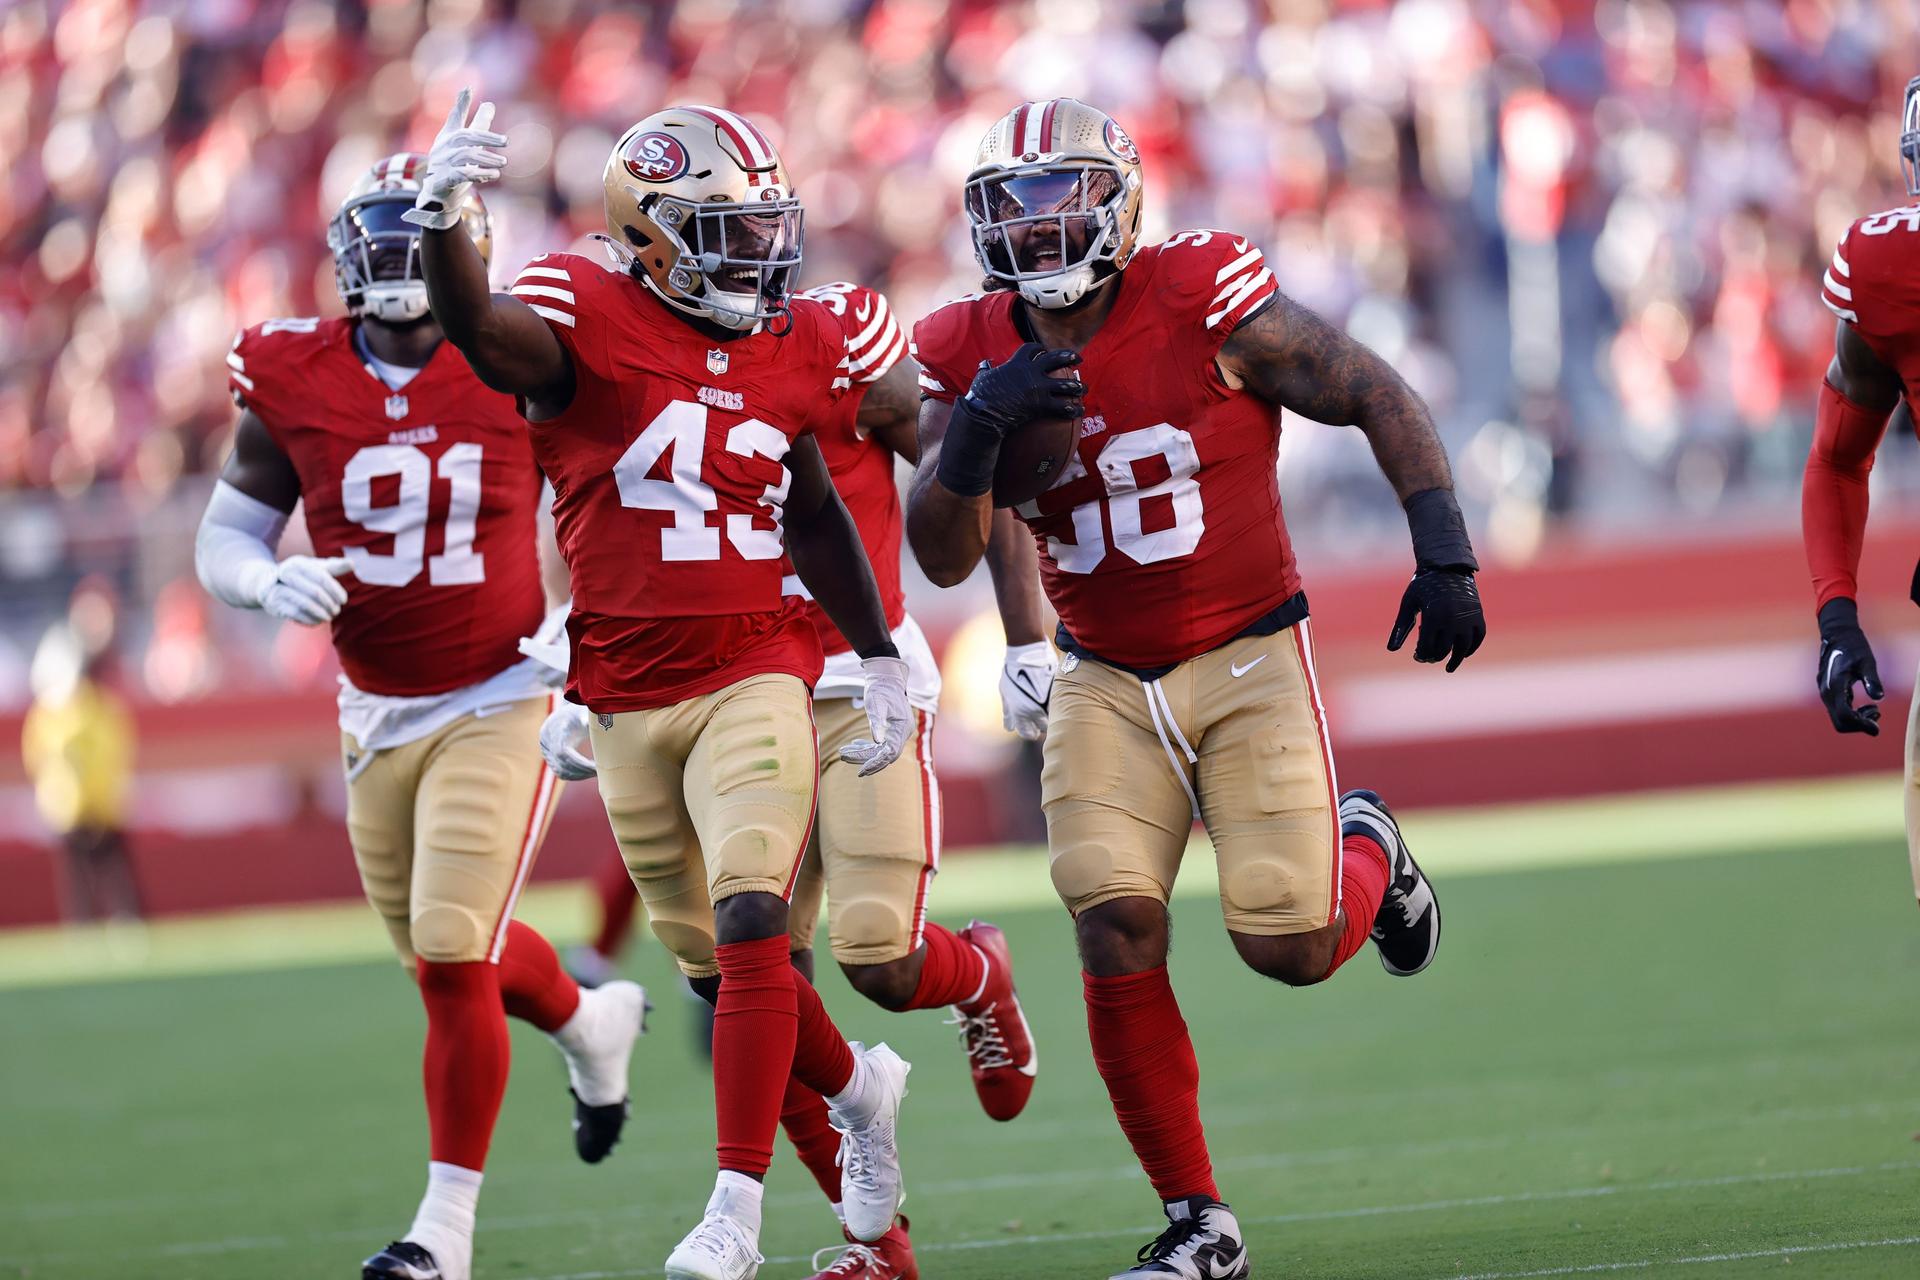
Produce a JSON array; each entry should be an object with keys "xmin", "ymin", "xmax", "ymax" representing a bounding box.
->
[{"xmin": 625, "ymin": 133, "xmax": 690, "ymax": 182}]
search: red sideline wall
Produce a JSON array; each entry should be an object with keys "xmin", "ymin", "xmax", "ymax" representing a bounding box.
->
[{"xmin": 5, "ymin": 518, "xmax": 1917, "ymax": 926}]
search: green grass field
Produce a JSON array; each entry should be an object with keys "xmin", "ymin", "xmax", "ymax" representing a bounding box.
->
[{"xmin": 5, "ymin": 778, "xmax": 1920, "ymax": 1279}]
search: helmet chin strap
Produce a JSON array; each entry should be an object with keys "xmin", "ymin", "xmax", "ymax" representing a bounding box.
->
[
  {"xmin": 361, "ymin": 282, "xmax": 430, "ymax": 324},
  {"xmin": 1018, "ymin": 261, "xmax": 1101, "ymax": 309}
]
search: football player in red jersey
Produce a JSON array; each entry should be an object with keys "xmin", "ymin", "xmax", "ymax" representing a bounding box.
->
[
  {"xmin": 549, "ymin": 277, "xmax": 1046, "ymax": 1280},
  {"xmin": 408, "ymin": 93, "xmax": 915, "ymax": 1280},
  {"xmin": 1804, "ymin": 76, "xmax": 1920, "ymax": 904},
  {"xmin": 906, "ymin": 100, "xmax": 1487, "ymax": 1280},
  {"xmin": 194, "ymin": 155, "xmax": 647, "ymax": 1280}
]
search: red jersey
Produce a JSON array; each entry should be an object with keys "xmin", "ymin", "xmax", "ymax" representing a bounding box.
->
[
  {"xmin": 780, "ymin": 281, "xmax": 909, "ymax": 656},
  {"xmin": 226, "ymin": 317, "xmax": 545, "ymax": 697},
  {"xmin": 912, "ymin": 229, "xmax": 1290, "ymax": 669},
  {"xmin": 1822, "ymin": 205, "xmax": 1920, "ymax": 383},
  {"xmin": 1807, "ymin": 206, "xmax": 1920, "ymax": 608},
  {"xmin": 509, "ymin": 253, "xmax": 851, "ymax": 711}
]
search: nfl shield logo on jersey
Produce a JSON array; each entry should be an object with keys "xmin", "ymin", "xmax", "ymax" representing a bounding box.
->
[
  {"xmin": 706, "ymin": 349, "xmax": 729, "ymax": 376},
  {"xmin": 384, "ymin": 393, "xmax": 408, "ymax": 421}
]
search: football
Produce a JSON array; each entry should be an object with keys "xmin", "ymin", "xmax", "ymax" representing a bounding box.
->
[{"xmin": 991, "ymin": 363, "xmax": 1081, "ymax": 508}]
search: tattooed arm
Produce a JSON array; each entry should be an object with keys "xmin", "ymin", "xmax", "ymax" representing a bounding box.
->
[
  {"xmin": 856, "ymin": 357, "xmax": 924, "ymax": 463},
  {"xmin": 1219, "ymin": 292, "xmax": 1487, "ymax": 670},
  {"xmin": 1217, "ymin": 293, "xmax": 1453, "ymax": 499}
]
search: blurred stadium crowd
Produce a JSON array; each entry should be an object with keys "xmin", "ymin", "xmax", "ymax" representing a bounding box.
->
[{"xmin": 3, "ymin": 0, "xmax": 1920, "ymax": 707}]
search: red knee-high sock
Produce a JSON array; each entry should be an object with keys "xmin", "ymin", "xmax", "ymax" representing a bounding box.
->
[
  {"xmin": 497, "ymin": 920, "xmax": 581, "ymax": 1033},
  {"xmin": 779, "ymin": 1076, "xmax": 844, "ymax": 1205},
  {"xmin": 417, "ymin": 960, "xmax": 511, "ymax": 1171},
  {"xmin": 1083, "ymin": 965, "xmax": 1218, "ymax": 1203},
  {"xmin": 591, "ymin": 856, "xmax": 640, "ymax": 960},
  {"xmin": 898, "ymin": 922, "xmax": 990, "ymax": 1011},
  {"xmin": 713, "ymin": 935, "xmax": 799, "ymax": 1175},
  {"xmin": 1321, "ymin": 833, "xmax": 1391, "ymax": 979},
  {"xmin": 790, "ymin": 970, "xmax": 856, "ymax": 1097}
]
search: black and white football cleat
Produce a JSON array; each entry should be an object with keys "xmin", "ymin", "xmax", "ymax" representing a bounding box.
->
[
  {"xmin": 362, "ymin": 1240, "xmax": 444, "ymax": 1279},
  {"xmin": 555, "ymin": 979, "xmax": 647, "ymax": 1164},
  {"xmin": 1110, "ymin": 1196, "xmax": 1249, "ymax": 1279},
  {"xmin": 1341, "ymin": 788, "xmax": 1440, "ymax": 976}
]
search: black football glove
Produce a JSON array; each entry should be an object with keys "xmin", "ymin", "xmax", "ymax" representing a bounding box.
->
[
  {"xmin": 1388, "ymin": 568, "xmax": 1486, "ymax": 671},
  {"xmin": 1389, "ymin": 489, "xmax": 1486, "ymax": 672},
  {"xmin": 935, "ymin": 342, "xmax": 1084, "ymax": 497},
  {"xmin": 1816, "ymin": 597, "xmax": 1884, "ymax": 735}
]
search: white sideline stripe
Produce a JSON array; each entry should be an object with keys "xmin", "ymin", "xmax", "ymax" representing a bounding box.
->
[
  {"xmin": 519, "ymin": 1163, "xmax": 1920, "ymax": 1278},
  {"xmin": 1824, "ymin": 271, "xmax": 1853, "ymax": 301},
  {"xmin": 510, "ymin": 284, "xmax": 575, "ymax": 304},
  {"xmin": 516, "ymin": 265, "xmax": 571, "ymax": 282},
  {"xmin": 1446, "ymin": 1235, "xmax": 1920, "ymax": 1280},
  {"xmin": 527, "ymin": 303, "xmax": 576, "ymax": 328},
  {"xmin": 1214, "ymin": 246, "xmax": 1262, "ymax": 283}
]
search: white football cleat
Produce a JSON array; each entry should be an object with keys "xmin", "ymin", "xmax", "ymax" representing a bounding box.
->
[
  {"xmin": 830, "ymin": 1042, "xmax": 911, "ymax": 1242},
  {"xmin": 551, "ymin": 979, "xmax": 646, "ymax": 1163},
  {"xmin": 664, "ymin": 1208, "xmax": 764, "ymax": 1280}
]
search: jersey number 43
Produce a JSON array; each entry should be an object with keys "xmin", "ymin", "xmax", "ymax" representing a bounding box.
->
[{"xmin": 614, "ymin": 399, "xmax": 791, "ymax": 561}]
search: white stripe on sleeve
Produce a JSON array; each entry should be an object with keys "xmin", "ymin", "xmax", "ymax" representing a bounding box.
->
[
  {"xmin": 1205, "ymin": 268, "xmax": 1275, "ymax": 329},
  {"xmin": 511, "ymin": 284, "xmax": 576, "ymax": 304},
  {"xmin": 526, "ymin": 304, "xmax": 577, "ymax": 328},
  {"xmin": 1214, "ymin": 247, "xmax": 1262, "ymax": 283}
]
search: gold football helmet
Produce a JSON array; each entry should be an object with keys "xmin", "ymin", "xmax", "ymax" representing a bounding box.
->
[
  {"xmin": 328, "ymin": 153, "xmax": 492, "ymax": 323},
  {"xmin": 966, "ymin": 98, "xmax": 1145, "ymax": 309},
  {"xmin": 601, "ymin": 106, "xmax": 803, "ymax": 331}
]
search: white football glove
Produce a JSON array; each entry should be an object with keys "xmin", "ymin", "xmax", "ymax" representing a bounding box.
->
[
  {"xmin": 538, "ymin": 702, "xmax": 597, "ymax": 781},
  {"xmin": 260, "ymin": 556, "xmax": 353, "ymax": 626},
  {"xmin": 999, "ymin": 641, "xmax": 1057, "ymax": 742},
  {"xmin": 516, "ymin": 601, "xmax": 572, "ymax": 687},
  {"xmin": 402, "ymin": 86, "xmax": 507, "ymax": 232},
  {"xmin": 839, "ymin": 656, "xmax": 913, "ymax": 777}
]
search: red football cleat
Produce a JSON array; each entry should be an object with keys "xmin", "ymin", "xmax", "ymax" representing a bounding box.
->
[
  {"xmin": 806, "ymin": 1216, "xmax": 918, "ymax": 1279},
  {"xmin": 949, "ymin": 920, "xmax": 1038, "ymax": 1121}
]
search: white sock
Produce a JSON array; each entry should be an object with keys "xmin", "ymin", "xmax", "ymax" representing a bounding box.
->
[
  {"xmin": 551, "ymin": 989, "xmax": 594, "ymax": 1054},
  {"xmin": 707, "ymin": 1169, "xmax": 764, "ymax": 1236},
  {"xmin": 826, "ymin": 1047, "xmax": 871, "ymax": 1123},
  {"xmin": 408, "ymin": 1161, "xmax": 482, "ymax": 1256}
]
